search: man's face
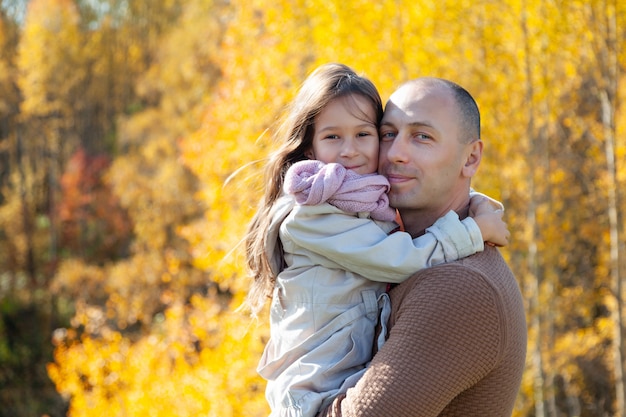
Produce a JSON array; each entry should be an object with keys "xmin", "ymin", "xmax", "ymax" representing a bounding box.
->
[{"xmin": 378, "ymin": 83, "xmax": 476, "ymax": 216}]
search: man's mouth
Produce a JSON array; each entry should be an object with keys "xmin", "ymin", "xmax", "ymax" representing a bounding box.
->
[{"xmin": 385, "ymin": 173, "xmax": 414, "ymax": 184}]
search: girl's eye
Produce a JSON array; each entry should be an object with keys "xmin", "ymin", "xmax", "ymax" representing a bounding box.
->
[
  {"xmin": 357, "ymin": 131, "xmax": 372, "ymax": 137},
  {"xmin": 324, "ymin": 134, "xmax": 339, "ymax": 140}
]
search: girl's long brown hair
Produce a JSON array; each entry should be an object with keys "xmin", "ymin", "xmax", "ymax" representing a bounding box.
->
[{"xmin": 244, "ymin": 63, "xmax": 383, "ymax": 317}]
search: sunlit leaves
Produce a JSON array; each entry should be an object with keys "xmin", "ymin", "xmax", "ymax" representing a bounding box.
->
[
  {"xmin": 48, "ymin": 297, "xmax": 269, "ymax": 417},
  {"xmin": 0, "ymin": 0, "xmax": 622, "ymax": 415},
  {"xmin": 18, "ymin": 0, "xmax": 84, "ymax": 119}
]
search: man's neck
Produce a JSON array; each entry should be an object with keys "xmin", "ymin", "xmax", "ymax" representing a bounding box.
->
[{"xmin": 400, "ymin": 197, "xmax": 471, "ymax": 239}]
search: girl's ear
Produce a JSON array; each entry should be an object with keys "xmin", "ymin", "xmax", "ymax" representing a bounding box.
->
[
  {"xmin": 462, "ymin": 139, "xmax": 482, "ymax": 178},
  {"xmin": 304, "ymin": 148, "xmax": 314, "ymax": 159}
]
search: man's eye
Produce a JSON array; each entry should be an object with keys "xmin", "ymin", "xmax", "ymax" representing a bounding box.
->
[
  {"xmin": 381, "ymin": 132, "xmax": 396, "ymax": 141},
  {"xmin": 415, "ymin": 133, "xmax": 432, "ymax": 141}
]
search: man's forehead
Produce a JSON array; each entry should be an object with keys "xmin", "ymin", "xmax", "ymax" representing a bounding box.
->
[
  {"xmin": 381, "ymin": 101, "xmax": 415, "ymax": 123},
  {"xmin": 384, "ymin": 86, "xmax": 453, "ymax": 119},
  {"xmin": 393, "ymin": 82, "xmax": 447, "ymax": 103}
]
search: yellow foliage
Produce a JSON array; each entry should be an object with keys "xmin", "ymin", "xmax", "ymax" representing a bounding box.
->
[
  {"xmin": 49, "ymin": 297, "xmax": 269, "ymax": 417},
  {"xmin": 18, "ymin": 0, "xmax": 84, "ymax": 118},
  {"xmin": 40, "ymin": 0, "xmax": 626, "ymax": 415}
]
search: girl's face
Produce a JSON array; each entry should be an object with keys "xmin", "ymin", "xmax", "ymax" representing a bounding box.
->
[{"xmin": 305, "ymin": 95, "xmax": 379, "ymax": 175}]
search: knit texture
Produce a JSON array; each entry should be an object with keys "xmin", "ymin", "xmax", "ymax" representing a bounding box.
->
[
  {"xmin": 284, "ymin": 160, "xmax": 397, "ymax": 222},
  {"xmin": 319, "ymin": 247, "xmax": 527, "ymax": 417}
]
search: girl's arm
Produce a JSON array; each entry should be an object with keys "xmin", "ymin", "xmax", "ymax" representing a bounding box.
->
[
  {"xmin": 283, "ymin": 203, "xmax": 482, "ymax": 284},
  {"xmin": 468, "ymin": 191, "xmax": 509, "ymax": 247}
]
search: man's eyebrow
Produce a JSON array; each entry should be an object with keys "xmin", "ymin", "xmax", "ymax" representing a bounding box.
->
[
  {"xmin": 408, "ymin": 121, "xmax": 435, "ymax": 129},
  {"xmin": 380, "ymin": 120, "xmax": 435, "ymax": 129}
]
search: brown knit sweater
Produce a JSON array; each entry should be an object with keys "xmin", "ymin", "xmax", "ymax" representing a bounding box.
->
[{"xmin": 319, "ymin": 247, "xmax": 527, "ymax": 417}]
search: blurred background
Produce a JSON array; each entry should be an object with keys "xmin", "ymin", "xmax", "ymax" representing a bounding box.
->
[{"xmin": 0, "ymin": 0, "xmax": 625, "ymax": 416}]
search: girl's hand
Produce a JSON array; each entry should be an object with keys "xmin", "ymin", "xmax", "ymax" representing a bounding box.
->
[{"xmin": 469, "ymin": 196, "xmax": 510, "ymax": 247}]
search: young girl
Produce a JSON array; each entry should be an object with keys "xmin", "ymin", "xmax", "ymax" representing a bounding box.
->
[{"xmin": 244, "ymin": 63, "xmax": 508, "ymax": 417}]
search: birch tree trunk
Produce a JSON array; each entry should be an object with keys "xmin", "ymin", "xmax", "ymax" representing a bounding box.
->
[{"xmin": 592, "ymin": 1, "xmax": 623, "ymax": 414}]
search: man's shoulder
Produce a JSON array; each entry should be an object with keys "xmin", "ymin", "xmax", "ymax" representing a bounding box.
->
[
  {"xmin": 438, "ymin": 247, "xmax": 517, "ymax": 291},
  {"xmin": 418, "ymin": 246, "xmax": 512, "ymax": 275},
  {"xmin": 460, "ymin": 247, "xmax": 517, "ymax": 289},
  {"xmin": 390, "ymin": 247, "xmax": 518, "ymax": 305}
]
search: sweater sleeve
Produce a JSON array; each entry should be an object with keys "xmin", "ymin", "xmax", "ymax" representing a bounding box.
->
[
  {"xmin": 318, "ymin": 264, "xmax": 506, "ymax": 417},
  {"xmin": 284, "ymin": 204, "xmax": 484, "ymax": 284}
]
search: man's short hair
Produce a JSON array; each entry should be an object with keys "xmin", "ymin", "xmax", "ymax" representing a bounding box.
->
[
  {"xmin": 446, "ymin": 80, "xmax": 481, "ymax": 142},
  {"xmin": 407, "ymin": 77, "xmax": 481, "ymax": 143}
]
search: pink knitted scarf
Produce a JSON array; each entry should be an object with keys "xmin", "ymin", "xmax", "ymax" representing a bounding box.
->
[{"xmin": 284, "ymin": 160, "xmax": 397, "ymax": 222}]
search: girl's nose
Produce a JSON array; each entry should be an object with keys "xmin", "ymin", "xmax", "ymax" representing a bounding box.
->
[{"xmin": 340, "ymin": 139, "xmax": 358, "ymax": 157}]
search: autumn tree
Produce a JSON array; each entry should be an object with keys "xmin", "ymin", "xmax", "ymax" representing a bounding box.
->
[
  {"xmin": 47, "ymin": 1, "xmax": 272, "ymax": 416},
  {"xmin": 16, "ymin": 0, "xmax": 85, "ymax": 280},
  {"xmin": 0, "ymin": 9, "xmax": 19, "ymax": 202},
  {"xmin": 0, "ymin": 0, "xmax": 624, "ymax": 416}
]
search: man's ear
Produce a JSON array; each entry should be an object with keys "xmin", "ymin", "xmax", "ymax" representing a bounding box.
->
[{"xmin": 462, "ymin": 140, "xmax": 482, "ymax": 178}]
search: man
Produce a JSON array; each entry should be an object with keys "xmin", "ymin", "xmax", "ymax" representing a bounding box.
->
[{"xmin": 319, "ymin": 77, "xmax": 527, "ymax": 417}]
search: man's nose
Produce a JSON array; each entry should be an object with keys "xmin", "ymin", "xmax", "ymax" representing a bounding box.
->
[{"xmin": 385, "ymin": 135, "xmax": 409, "ymax": 163}]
